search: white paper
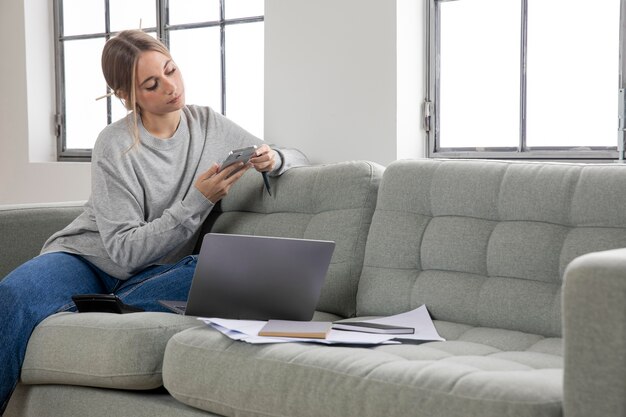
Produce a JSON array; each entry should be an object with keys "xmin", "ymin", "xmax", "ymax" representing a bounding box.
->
[
  {"xmin": 198, "ymin": 305, "xmax": 444, "ymax": 345},
  {"xmin": 351, "ymin": 305, "xmax": 445, "ymax": 342}
]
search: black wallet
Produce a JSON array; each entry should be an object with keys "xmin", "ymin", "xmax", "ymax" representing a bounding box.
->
[{"xmin": 71, "ymin": 294, "xmax": 144, "ymax": 314}]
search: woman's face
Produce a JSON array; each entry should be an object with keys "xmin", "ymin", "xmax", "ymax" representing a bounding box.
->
[{"xmin": 134, "ymin": 50, "xmax": 185, "ymax": 116}]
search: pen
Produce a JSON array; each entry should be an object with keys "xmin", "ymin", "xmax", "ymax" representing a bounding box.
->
[{"xmin": 262, "ymin": 172, "xmax": 272, "ymax": 196}]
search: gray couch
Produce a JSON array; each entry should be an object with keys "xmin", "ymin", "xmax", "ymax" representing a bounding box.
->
[{"xmin": 2, "ymin": 159, "xmax": 626, "ymax": 417}]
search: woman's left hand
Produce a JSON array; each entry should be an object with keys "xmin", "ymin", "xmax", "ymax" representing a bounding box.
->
[{"xmin": 249, "ymin": 144, "xmax": 276, "ymax": 173}]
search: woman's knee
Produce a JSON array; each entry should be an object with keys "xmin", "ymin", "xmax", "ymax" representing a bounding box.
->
[
  {"xmin": 116, "ymin": 255, "xmax": 197, "ymax": 306},
  {"xmin": 0, "ymin": 252, "xmax": 106, "ymax": 313}
]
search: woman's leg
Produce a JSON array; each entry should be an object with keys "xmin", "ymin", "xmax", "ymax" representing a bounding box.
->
[
  {"xmin": 114, "ymin": 255, "xmax": 197, "ymax": 312},
  {"xmin": 0, "ymin": 252, "xmax": 114, "ymax": 412}
]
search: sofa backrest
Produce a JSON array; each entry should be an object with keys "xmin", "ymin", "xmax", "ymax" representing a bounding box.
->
[
  {"xmin": 357, "ymin": 159, "xmax": 626, "ymax": 337},
  {"xmin": 200, "ymin": 161, "xmax": 383, "ymax": 318},
  {"xmin": 0, "ymin": 203, "xmax": 84, "ymax": 280}
]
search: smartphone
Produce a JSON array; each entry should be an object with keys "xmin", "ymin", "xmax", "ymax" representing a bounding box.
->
[
  {"xmin": 72, "ymin": 294, "xmax": 144, "ymax": 314},
  {"xmin": 219, "ymin": 146, "xmax": 257, "ymax": 174}
]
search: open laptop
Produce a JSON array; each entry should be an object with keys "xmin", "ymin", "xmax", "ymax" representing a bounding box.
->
[{"xmin": 159, "ymin": 233, "xmax": 335, "ymax": 321}]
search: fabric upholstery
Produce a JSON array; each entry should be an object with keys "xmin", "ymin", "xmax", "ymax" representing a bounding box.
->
[
  {"xmin": 9, "ymin": 159, "xmax": 626, "ymax": 417},
  {"xmin": 21, "ymin": 312, "xmax": 201, "ymax": 389},
  {"xmin": 200, "ymin": 161, "xmax": 383, "ymax": 317},
  {"xmin": 163, "ymin": 322, "xmax": 563, "ymax": 417},
  {"xmin": 357, "ymin": 159, "xmax": 626, "ymax": 337},
  {"xmin": 4, "ymin": 384, "xmax": 217, "ymax": 417},
  {"xmin": 0, "ymin": 203, "xmax": 84, "ymax": 280},
  {"xmin": 562, "ymin": 248, "xmax": 626, "ymax": 417}
]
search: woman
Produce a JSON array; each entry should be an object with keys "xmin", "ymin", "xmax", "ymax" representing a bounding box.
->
[{"xmin": 0, "ymin": 29, "xmax": 307, "ymax": 411}]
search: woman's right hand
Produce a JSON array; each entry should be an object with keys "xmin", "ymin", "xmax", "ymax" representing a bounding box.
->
[{"xmin": 194, "ymin": 162, "xmax": 251, "ymax": 204}]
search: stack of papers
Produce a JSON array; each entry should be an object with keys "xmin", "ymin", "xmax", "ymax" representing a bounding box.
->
[{"xmin": 198, "ymin": 305, "xmax": 445, "ymax": 345}]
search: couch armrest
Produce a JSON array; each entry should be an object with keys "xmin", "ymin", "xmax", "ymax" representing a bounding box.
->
[
  {"xmin": 563, "ymin": 248, "xmax": 626, "ymax": 417},
  {"xmin": 0, "ymin": 202, "xmax": 84, "ymax": 280}
]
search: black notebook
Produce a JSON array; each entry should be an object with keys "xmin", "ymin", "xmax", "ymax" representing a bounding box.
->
[{"xmin": 332, "ymin": 322, "xmax": 414, "ymax": 334}]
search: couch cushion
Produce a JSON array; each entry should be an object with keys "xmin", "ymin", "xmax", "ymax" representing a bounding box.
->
[
  {"xmin": 163, "ymin": 322, "xmax": 563, "ymax": 417},
  {"xmin": 5, "ymin": 384, "xmax": 218, "ymax": 417},
  {"xmin": 201, "ymin": 161, "xmax": 383, "ymax": 317},
  {"xmin": 21, "ymin": 312, "xmax": 200, "ymax": 389},
  {"xmin": 357, "ymin": 159, "xmax": 626, "ymax": 337}
]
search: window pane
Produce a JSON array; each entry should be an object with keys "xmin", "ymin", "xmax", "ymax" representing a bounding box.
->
[
  {"xmin": 169, "ymin": 0, "xmax": 220, "ymax": 24},
  {"xmin": 439, "ymin": 0, "xmax": 521, "ymax": 148},
  {"xmin": 110, "ymin": 0, "xmax": 156, "ymax": 32},
  {"xmin": 62, "ymin": 0, "xmax": 104, "ymax": 36},
  {"xmin": 225, "ymin": 22, "xmax": 264, "ymax": 138},
  {"xmin": 526, "ymin": 0, "xmax": 619, "ymax": 148},
  {"xmin": 64, "ymin": 39, "xmax": 108, "ymax": 149},
  {"xmin": 225, "ymin": 0, "xmax": 264, "ymax": 19},
  {"xmin": 169, "ymin": 28, "xmax": 222, "ymax": 112}
]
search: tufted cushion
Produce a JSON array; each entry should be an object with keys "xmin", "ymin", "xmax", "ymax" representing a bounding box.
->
[
  {"xmin": 162, "ymin": 320, "xmax": 563, "ymax": 417},
  {"xmin": 200, "ymin": 161, "xmax": 383, "ymax": 317},
  {"xmin": 357, "ymin": 159, "xmax": 626, "ymax": 337},
  {"xmin": 21, "ymin": 312, "xmax": 201, "ymax": 389}
]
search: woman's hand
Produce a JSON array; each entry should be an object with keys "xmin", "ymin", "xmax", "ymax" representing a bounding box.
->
[
  {"xmin": 194, "ymin": 162, "xmax": 251, "ymax": 204},
  {"xmin": 249, "ymin": 144, "xmax": 277, "ymax": 173}
]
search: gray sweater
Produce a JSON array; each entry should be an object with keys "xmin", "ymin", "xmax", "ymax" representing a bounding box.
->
[{"xmin": 41, "ymin": 105, "xmax": 308, "ymax": 279}]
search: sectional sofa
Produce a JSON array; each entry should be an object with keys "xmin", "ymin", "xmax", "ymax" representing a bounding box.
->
[{"xmin": 2, "ymin": 159, "xmax": 626, "ymax": 417}]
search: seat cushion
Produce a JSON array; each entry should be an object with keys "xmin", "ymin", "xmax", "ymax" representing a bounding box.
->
[
  {"xmin": 5, "ymin": 384, "xmax": 219, "ymax": 417},
  {"xmin": 21, "ymin": 312, "xmax": 201, "ymax": 390},
  {"xmin": 162, "ymin": 320, "xmax": 563, "ymax": 417}
]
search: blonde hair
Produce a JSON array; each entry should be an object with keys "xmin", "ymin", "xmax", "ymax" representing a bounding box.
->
[{"xmin": 101, "ymin": 30, "xmax": 172, "ymax": 149}]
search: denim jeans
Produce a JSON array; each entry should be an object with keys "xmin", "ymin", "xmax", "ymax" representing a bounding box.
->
[{"xmin": 0, "ymin": 252, "xmax": 197, "ymax": 413}]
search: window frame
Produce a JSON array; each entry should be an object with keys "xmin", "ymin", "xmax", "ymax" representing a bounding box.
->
[
  {"xmin": 53, "ymin": 0, "xmax": 263, "ymax": 161},
  {"xmin": 425, "ymin": 0, "xmax": 626, "ymax": 161}
]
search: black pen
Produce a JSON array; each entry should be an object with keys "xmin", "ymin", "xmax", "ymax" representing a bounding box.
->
[{"xmin": 262, "ymin": 172, "xmax": 272, "ymax": 196}]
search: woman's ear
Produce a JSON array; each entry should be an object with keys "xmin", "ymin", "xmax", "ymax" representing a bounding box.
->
[
  {"xmin": 117, "ymin": 90, "xmax": 128, "ymax": 101},
  {"xmin": 116, "ymin": 90, "xmax": 132, "ymax": 110}
]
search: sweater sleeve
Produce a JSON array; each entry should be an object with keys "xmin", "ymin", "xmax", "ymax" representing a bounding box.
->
[
  {"xmin": 209, "ymin": 109, "xmax": 309, "ymax": 175},
  {"xmin": 91, "ymin": 145, "xmax": 214, "ymax": 273},
  {"xmin": 270, "ymin": 146, "xmax": 309, "ymax": 177}
]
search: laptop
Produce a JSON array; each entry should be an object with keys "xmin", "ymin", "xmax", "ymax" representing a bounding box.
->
[{"xmin": 159, "ymin": 233, "xmax": 335, "ymax": 321}]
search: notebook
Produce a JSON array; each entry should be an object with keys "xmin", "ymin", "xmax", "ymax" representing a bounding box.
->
[
  {"xmin": 159, "ymin": 233, "xmax": 335, "ymax": 321},
  {"xmin": 258, "ymin": 320, "xmax": 333, "ymax": 339}
]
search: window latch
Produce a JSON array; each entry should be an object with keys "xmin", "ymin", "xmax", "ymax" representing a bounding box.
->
[
  {"xmin": 619, "ymin": 89, "xmax": 625, "ymax": 161},
  {"xmin": 55, "ymin": 114, "xmax": 63, "ymax": 138},
  {"xmin": 423, "ymin": 100, "xmax": 432, "ymax": 132}
]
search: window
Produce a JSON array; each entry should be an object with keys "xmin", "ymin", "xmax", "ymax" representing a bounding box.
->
[
  {"xmin": 426, "ymin": 0, "xmax": 626, "ymax": 159},
  {"xmin": 54, "ymin": 0, "xmax": 264, "ymax": 160}
]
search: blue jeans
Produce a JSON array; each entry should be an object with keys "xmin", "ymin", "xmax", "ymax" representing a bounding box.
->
[{"xmin": 0, "ymin": 252, "xmax": 197, "ymax": 412}]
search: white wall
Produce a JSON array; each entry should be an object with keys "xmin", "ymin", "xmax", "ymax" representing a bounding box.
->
[
  {"xmin": 0, "ymin": 0, "xmax": 426, "ymax": 205},
  {"xmin": 397, "ymin": 0, "xmax": 427, "ymax": 160},
  {"xmin": 265, "ymin": 0, "xmax": 396, "ymax": 165},
  {"xmin": 0, "ymin": 0, "xmax": 91, "ymax": 205},
  {"xmin": 265, "ymin": 0, "xmax": 425, "ymax": 165}
]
